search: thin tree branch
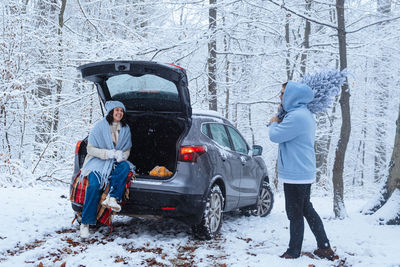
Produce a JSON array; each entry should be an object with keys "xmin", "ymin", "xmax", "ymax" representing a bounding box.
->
[
  {"xmin": 346, "ymin": 16, "xmax": 400, "ymax": 34},
  {"xmin": 264, "ymin": 0, "xmax": 338, "ymax": 30},
  {"xmin": 77, "ymin": 0, "xmax": 105, "ymax": 39},
  {"xmin": 32, "ymin": 136, "xmax": 57, "ymax": 175},
  {"xmin": 236, "ymin": 100, "xmax": 280, "ymax": 105}
]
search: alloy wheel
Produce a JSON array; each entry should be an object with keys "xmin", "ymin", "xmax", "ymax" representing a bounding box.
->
[
  {"xmin": 208, "ymin": 191, "xmax": 222, "ymax": 232},
  {"xmin": 251, "ymin": 181, "xmax": 273, "ymax": 217}
]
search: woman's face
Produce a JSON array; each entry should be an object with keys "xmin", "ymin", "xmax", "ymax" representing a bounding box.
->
[
  {"xmin": 113, "ymin": 107, "xmax": 124, "ymax": 122},
  {"xmin": 280, "ymin": 86, "xmax": 285, "ymax": 103}
]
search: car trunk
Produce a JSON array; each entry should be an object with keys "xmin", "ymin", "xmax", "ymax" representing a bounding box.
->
[
  {"xmin": 77, "ymin": 61, "xmax": 192, "ymax": 179},
  {"xmin": 127, "ymin": 114, "xmax": 187, "ymax": 179}
]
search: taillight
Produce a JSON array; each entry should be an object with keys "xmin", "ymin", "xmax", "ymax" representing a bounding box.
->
[
  {"xmin": 75, "ymin": 141, "xmax": 82, "ymax": 155},
  {"xmin": 179, "ymin": 145, "xmax": 206, "ymax": 162},
  {"xmin": 161, "ymin": 207, "xmax": 176, "ymax": 211}
]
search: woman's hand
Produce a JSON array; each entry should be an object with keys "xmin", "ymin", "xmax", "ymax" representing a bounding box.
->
[
  {"xmin": 115, "ymin": 150, "xmax": 125, "ymax": 162},
  {"xmin": 269, "ymin": 116, "xmax": 280, "ymax": 124},
  {"xmin": 106, "ymin": 149, "xmax": 116, "ymax": 159}
]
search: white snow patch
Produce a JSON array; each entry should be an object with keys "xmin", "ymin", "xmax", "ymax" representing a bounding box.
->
[
  {"xmin": 372, "ymin": 189, "xmax": 400, "ymax": 224},
  {"xmin": 0, "ymin": 186, "xmax": 399, "ymax": 266}
]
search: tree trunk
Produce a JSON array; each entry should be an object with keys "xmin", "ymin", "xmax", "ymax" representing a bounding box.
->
[
  {"xmin": 52, "ymin": 0, "xmax": 67, "ymax": 158},
  {"xmin": 208, "ymin": 0, "xmax": 217, "ymax": 111},
  {"xmin": 366, "ymin": 105, "xmax": 400, "ymax": 224},
  {"xmin": 373, "ymin": 0, "xmax": 391, "ymax": 182},
  {"xmin": 300, "ymin": 0, "xmax": 311, "ymax": 76},
  {"xmin": 248, "ymin": 106, "xmax": 255, "ymax": 146},
  {"xmin": 377, "ymin": 0, "xmax": 391, "ymax": 14},
  {"xmin": 223, "ymin": 16, "xmax": 230, "ymax": 119},
  {"xmin": 34, "ymin": 0, "xmax": 57, "ymax": 148},
  {"xmin": 285, "ymin": 14, "xmax": 291, "ymax": 81},
  {"xmin": 315, "ymin": 114, "xmax": 329, "ymax": 183},
  {"xmin": 386, "ymin": 105, "xmax": 400, "ymax": 196},
  {"xmin": 332, "ymin": 0, "xmax": 349, "ymax": 219}
]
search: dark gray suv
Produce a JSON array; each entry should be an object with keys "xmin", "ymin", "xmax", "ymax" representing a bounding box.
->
[{"xmin": 71, "ymin": 61, "xmax": 273, "ymax": 239}]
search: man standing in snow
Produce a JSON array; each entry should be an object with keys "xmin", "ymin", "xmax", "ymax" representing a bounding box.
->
[{"xmin": 269, "ymin": 81, "xmax": 337, "ymax": 260}]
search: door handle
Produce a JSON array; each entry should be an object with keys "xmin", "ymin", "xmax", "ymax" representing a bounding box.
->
[{"xmin": 240, "ymin": 157, "xmax": 246, "ymax": 165}]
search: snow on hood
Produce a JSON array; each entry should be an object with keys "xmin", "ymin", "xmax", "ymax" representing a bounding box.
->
[{"xmin": 282, "ymin": 81, "xmax": 314, "ymax": 112}]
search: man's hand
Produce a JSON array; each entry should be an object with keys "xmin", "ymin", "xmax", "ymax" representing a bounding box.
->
[{"xmin": 269, "ymin": 116, "xmax": 280, "ymax": 124}]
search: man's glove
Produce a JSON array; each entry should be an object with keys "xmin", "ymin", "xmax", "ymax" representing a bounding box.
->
[
  {"xmin": 115, "ymin": 150, "xmax": 125, "ymax": 162},
  {"xmin": 106, "ymin": 149, "xmax": 116, "ymax": 159}
]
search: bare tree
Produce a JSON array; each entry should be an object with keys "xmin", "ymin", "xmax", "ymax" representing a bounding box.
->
[
  {"xmin": 300, "ymin": 0, "xmax": 311, "ymax": 76},
  {"xmin": 208, "ymin": 0, "xmax": 217, "ymax": 111},
  {"xmin": 331, "ymin": 0, "xmax": 350, "ymax": 219},
  {"xmin": 223, "ymin": 16, "xmax": 230, "ymax": 119},
  {"xmin": 34, "ymin": 0, "xmax": 59, "ymax": 147},
  {"xmin": 373, "ymin": 0, "xmax": 391, "ymax": 182},
  {"xmin": 52, "ymin": 0, "xmax": 67, "ymax": 158},
  {"xmin": 363, "ymin": 105, "xmax": 400, "ymax": 224}
]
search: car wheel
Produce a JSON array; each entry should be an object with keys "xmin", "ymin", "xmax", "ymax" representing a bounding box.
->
[
  {"xmin": 192, "ymin": 185, "xmax": 224, "ymax": 240},
  {"xmin": 251, "ymin": 178, "xmax": 274, "ymax": 217}
]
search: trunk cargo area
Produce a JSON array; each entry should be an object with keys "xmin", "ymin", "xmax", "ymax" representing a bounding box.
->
[{"xmin": 127, "ymin": 114, "xmax": 187, "ymax": 179}]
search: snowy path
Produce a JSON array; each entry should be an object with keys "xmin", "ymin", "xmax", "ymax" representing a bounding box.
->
[{"xmin": 0, "ymin": 186, "xmax": 399, "ymax": 266}]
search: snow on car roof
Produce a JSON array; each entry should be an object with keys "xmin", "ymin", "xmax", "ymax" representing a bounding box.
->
[{"xmin": 192, "ymin": 109, "xmax": 224, "ymax": 119}]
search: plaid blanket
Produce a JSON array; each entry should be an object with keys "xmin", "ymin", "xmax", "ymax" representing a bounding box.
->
[{"xmin": 70, "ymin": 171, "xmax": 134, "ymax": 232}]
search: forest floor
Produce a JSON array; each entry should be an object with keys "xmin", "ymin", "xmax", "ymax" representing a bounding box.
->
[{"xmin": 0, "ymin": 186, "xmax": 399, "ymax": 267}]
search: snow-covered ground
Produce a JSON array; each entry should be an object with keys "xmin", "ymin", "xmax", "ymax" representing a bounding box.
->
[{"xmin": 0, "ymin": 186, "xmax": 399, "ymax": 267}]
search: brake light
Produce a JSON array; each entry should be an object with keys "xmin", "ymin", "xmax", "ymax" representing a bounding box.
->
[
  {"xmin": 75, "ymin": 141, "xmax": 82, "ymax": 155},
  {"xmin": 179, "ymin": 145, "xmax": 206, "ymax": 162},
  {"xmin": 161, "ymin": 207, "xmax": 176, "ymax": 211}
]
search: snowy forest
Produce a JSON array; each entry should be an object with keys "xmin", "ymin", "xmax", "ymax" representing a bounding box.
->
[{"xmin": 1, "ymin": 0, "xmax": 400, "ymax": 266}]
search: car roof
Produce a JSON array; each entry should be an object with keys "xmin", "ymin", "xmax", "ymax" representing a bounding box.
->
[{"xmin": 192, "ymin": 109, "xmax": 232, "ymax": 124}]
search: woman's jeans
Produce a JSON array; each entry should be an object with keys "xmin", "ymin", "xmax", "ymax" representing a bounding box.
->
[
  {"xmin": 283, "ymin": 183, "xmax": 330, "ymax": 257},
  {"xmin": 81, "ymin": 161, "xmax": 130, "ymax": 225}
]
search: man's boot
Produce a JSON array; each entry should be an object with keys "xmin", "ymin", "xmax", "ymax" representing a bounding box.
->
[{"xmin": 313, "ymin": 247, "xmax": 338, "ymax": 261}]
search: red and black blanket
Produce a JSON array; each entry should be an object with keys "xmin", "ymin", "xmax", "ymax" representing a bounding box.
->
[{"xmin": 69, "ymin": 171, "xmax": 134, "ymax": 232}]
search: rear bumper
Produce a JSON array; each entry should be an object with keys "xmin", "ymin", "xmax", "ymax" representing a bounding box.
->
[
  {"xmin": 120, "ymin": 188, "xmax": 205, "ymax": 225},
  {"xmin": 72, "ymin": 188, "xmax": 206, "ymax": 225}
]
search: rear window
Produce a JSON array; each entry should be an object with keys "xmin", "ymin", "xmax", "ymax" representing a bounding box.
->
[{"xmin": 106, "ymin": 74, "xmax": 179, "ymax": 101}]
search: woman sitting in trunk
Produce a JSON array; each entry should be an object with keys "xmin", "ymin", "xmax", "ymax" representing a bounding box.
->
[{"xmin": 79, "ymin": 100, "xmax": 134, "ymax": 239}]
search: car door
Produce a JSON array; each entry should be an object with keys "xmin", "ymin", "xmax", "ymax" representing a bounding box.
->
[
  {"xmin": 207, "ymin": 123, "xmax": 241, "ymax": 210},
  {"xmin": 226, "ymin": 126, "xmax": 259, "ymax": 207},
  {"xmin": 78, "ymin": 61, "xmax": 192, "ymax": 119}
]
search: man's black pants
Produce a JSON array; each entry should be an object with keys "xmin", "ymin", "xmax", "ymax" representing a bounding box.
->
[{"xmin": 284, "ymin": 183, "xmax": 330, "ymax": 257}]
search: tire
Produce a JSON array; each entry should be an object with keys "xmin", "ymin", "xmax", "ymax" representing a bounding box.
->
[
  {"xmin": 192, "ymin": 185, "xmax": 224, "ymax": 240},
  {"xmin": 251, "ymin": 178, "xmax": 274, "ymax": 217}
]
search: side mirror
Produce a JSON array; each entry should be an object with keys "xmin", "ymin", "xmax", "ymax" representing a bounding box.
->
[{"xmin": 252, "ymin": 145, "xmax": 263, "ymax": 156}]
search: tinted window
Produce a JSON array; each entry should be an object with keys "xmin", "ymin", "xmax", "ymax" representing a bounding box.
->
[
  {"xmin": 201, "ymin": 124, "xmax": 211, "ymax": 138},
  {"xmin": 106, "ymin": 74, "xmax": 178, "ymax": 101},
  {"xmin": 227, "ymin": 126, "xmax": 248, "ymax": 154},
  {"xmin": 209, "ymin": 124, "xmax": 232, "ymax": 149}
]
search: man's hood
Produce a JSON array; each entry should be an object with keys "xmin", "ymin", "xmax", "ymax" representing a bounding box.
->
[{"xmin": 282, "ymin": 81, "xmax": 314, "ymax": 112}]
